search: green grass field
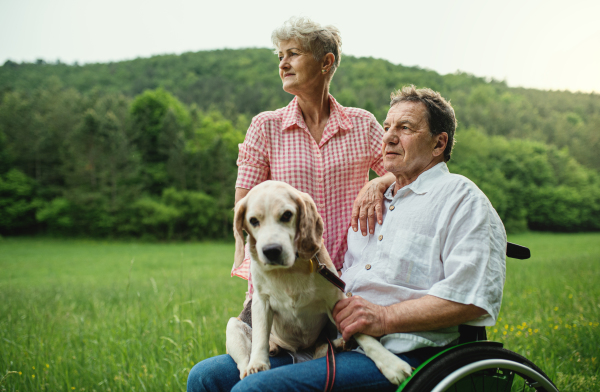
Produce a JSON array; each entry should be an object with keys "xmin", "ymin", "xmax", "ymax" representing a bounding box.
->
[{"xmin": 1, "ymin": 233, "xmax": 598, "ymax": 391}]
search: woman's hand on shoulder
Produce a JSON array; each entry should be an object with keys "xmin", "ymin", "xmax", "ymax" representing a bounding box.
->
[{"xmin": 351, "ymin": 173, "xmax": 395, "ymax": 236}]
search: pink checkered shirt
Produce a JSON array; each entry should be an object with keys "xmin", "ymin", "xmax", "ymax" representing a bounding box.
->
[{"xmin": 232, "ymin": 95, "xmax": 386, "ymax": 294}]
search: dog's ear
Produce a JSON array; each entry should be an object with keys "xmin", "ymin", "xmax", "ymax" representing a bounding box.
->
[
  {"xmin": 233, "ymin": 196, "xmax": 248, "ymax": 269},
  {"xmin": 294, "ymin": 191, "xmax": 324, "ymax": 259}
]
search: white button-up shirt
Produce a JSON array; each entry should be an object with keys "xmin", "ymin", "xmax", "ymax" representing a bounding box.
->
[{"xmin": 341, "ymin": 162, "xmax": 507, "ymax": 353}]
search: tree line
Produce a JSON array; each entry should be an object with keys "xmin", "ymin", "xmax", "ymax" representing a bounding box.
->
[
  {"xmin": 1, "ymin": 49, "xmax": 599, "ymax": 238},
  {"xmin": 3, "ymin": 49, "xmax": 599, "ymax": 172}
]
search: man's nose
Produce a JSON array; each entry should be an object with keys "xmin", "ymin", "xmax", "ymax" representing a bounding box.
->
[{"xmin": 383, "ymin": 129, "xmax": 397, "ymax": 144}]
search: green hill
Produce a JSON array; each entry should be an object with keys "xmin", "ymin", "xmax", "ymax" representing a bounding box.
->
[
  {"xmin": 1, "ymin": 49, "xmax": 599, "ymax": 238},
  {"xmin": 2, "ymin": 49, "xmax": 599, "ymax": 171}
]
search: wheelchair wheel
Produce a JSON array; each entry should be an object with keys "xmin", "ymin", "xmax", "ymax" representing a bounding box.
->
[{"xmin": 400, "ymin": 344, "xmax": 558, "ymax": 392}]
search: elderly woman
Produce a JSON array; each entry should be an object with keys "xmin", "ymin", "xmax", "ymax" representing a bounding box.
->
[
  {"xmin": 231, "ymin": 16, "xmax": 395, "ymax": 296},
  {"xmin": 187, "ymin": 17, "xmax": 395, "ymax": 392}
]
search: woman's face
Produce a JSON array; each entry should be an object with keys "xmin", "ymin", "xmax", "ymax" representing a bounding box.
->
[{"xmin": 278, "ymin": 39, "xmax": 324, "ymax": 96}]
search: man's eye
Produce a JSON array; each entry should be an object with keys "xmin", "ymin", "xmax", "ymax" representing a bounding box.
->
[
  {"xmin": 384, "ymin": 127, "xmax": 389, "ymax": 132},
  {"xmin": 249, "ymin": 217, "xmax": 260, "ymax": 227},
  {"xmin": 280, "ymin": 211, "xmax": 293, "ymax": 222}
]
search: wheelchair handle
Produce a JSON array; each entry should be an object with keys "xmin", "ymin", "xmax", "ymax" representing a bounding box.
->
[{"xmin": 506, "ymin": 242, "xmax": 530, "ymax": 259}]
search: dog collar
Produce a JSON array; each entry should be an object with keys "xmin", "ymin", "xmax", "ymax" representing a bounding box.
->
[{"xmin": 309, "ymin": 254, "xmax": 346, "ymax": 292}]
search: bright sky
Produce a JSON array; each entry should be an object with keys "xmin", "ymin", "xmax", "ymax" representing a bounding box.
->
[{"xmin": 1, "ymin": 0, "xmax": 599, "ymax": 93}]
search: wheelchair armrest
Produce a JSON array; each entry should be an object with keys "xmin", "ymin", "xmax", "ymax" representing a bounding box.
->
[
  {"xmin": 458, "ymin": 325, "xmax": 487, "ymax": 344},
  {"xmin": 506, "ymin": 242, "xmax": 530, "ymax": 259}
]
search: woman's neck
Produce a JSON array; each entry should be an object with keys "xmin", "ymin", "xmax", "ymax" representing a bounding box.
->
[{"xmin": 296, "ymin": 85, "xmax": 331, "ymax": 144}]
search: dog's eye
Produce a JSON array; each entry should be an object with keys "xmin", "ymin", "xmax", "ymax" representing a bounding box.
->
[
  {"xmin": 280, "ymin": 211, "xmax": 293, "ymax": 223},
  {"xmin": 249, "ymin": 217, "xmax": 259, "ymax": 227}
]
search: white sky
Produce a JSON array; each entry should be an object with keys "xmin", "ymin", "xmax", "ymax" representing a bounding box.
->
[{"xmin": 1, "ymin": 0, "xmax": 599, "ymax": 93}]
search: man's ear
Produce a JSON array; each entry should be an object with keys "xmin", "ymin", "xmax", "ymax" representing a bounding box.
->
[
  {"xmin": 293, "ymin": 191, "xmax": 324, "ymax": 259},
  {"xmin": 233, "ymin": 197, "xmax": 248, "ymax": 269},
  {"xmin": 432, "ymin": 132, "xmax": 448, "ymax": 158}
]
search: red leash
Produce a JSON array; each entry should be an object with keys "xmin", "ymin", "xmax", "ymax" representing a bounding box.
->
[
  {"xmin": 310, "ymin": 253, "xmax": 345, "ymax": 392},
  {"xmin": 324, "ymin": 335, "xmax": 336, "ymax": 392}
]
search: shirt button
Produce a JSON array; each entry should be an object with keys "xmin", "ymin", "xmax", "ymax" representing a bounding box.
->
[
  {"xmin": 365, "ymin": 264, "xmax": 371, "ymax": 270},
  {"xmin": 378, "ymin": 235, "xmax": 383, "ymax": 241},
  {"xmin": 346, "ymin": 292, "xmax": 352, "ymax": 298},
  {"xmin": 389, "ymin": 205, "xmax": 395, "ymax": 211}
]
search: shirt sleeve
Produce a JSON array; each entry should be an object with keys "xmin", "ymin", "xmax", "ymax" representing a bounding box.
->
[
  {"xmin": 427, "ymin": 190, "xmax": 507, "ymax": 326},
  {"xmin": 368, "ymin": 116, "xmax": 387, "ymax": 176},
  {"xmin": 235, "ymin": 117, "xmax": 270, "ymax": 189}
]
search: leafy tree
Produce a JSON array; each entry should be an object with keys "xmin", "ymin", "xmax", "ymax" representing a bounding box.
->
[{"xmin": 0, "ymin": 169, "xmax": 39, "ymax": 235}]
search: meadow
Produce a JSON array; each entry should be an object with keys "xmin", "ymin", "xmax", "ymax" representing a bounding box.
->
[{"xmin": 0, "ymin": 233, "xmax": 598, "ymax": 391}]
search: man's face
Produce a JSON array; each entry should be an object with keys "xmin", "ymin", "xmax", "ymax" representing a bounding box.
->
[{"xmin": 382, "ymin": 101, "xmax": 442, "ymax": 180}]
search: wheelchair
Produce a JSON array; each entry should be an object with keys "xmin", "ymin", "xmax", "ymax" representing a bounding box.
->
[{"xmin": 396, "ymin": 243, "xmax": 559, "ymax": 392}]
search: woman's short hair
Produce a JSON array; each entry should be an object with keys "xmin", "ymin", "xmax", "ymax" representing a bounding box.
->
[
  {"xmin": 390, "ymin": 85, "xmax": 457, "ymax": 162},
  {"xmin": 272, "ymin": 17, "xmax": 342, "ymax": 75}
]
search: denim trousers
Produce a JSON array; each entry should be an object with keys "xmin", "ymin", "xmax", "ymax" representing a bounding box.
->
[{"xmin": 187, "ymin": 349, "xmax": 427, "ymax": 392}]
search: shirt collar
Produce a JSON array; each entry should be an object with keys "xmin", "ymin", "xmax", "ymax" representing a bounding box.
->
[
  {"xmin": 384, "ymin": 162, "xmax": 449, "ymax": 199},
  {"xmin": 281, "ymin": 95, "xmax": 353, "ymax": 131}
]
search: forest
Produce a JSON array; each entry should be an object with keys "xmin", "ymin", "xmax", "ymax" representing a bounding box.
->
[{"xmin": 1, "ymin": 48, "xmax": 599, "ymax": 238}]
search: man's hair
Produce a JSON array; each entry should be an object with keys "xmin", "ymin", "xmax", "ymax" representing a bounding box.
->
[
  {"xmin": 271, "ymin": 17, "xmax": 342, "ymax": 76},
  {"xmin": 390, "ymin": 85, "xmax": 457, "ymax": 162}
]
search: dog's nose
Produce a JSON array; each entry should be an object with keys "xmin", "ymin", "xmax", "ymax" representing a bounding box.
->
[{"xmin": 262, "ymin": 244, "xmax": 283, "ymax": 264}]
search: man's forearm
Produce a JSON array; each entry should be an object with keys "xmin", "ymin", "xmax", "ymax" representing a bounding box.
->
[
  {"xmin": 383, "ymin": 295, "xmax": 487, "ymax": 335},
  {"xmin": 333, "ymin": 294, "xmax": 488, "ymax": 341}
]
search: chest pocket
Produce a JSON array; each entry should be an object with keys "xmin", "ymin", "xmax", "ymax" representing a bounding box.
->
[{"xmin": 385, "ymin": 232, "xmax": 438, "ymax": 290}]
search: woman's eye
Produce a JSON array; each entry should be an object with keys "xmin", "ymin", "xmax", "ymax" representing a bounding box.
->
[
  {"xmin": 280, "ymin": 211, "xmax": 293, "ymax": 222},
  {"xmin": 278, "ymin": 56, "xmax": 283, "ymax": 61},
  {"xmin": 249, "ymin": 217, "xmax": 259, "ymax": 227}
]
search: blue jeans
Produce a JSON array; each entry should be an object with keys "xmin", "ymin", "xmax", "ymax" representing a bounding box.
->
[{"xmin": 187, "ymin": 350, "xmax": 426, "ymax": 392}]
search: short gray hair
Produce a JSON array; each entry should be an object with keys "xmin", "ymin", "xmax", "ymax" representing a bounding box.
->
[
  {"xmin": 390, "ymin": 85, "xmax": 457, "ymax": 162},
  {"xmin": 272, "ymin": 17, "xmax": 342, "ymax": 75}
]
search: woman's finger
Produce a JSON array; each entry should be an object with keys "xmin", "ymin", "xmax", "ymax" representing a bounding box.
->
[
  {"xmin": 367, "ymin": 205, "xmax": 376, "ymax": 234},
  {"xmin": 351, "ymin": 199, "xmax": 361, "ymax": 232},
  {"xmin": 359, "ymin": 208, "xmax": 369, "ymax": 236}
]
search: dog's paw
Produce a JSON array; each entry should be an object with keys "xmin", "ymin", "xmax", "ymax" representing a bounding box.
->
[
  {"xmin": 376, "ymin": 355, "xmax": 413, "ymax": 385},
  {"xmin": 269, "ymin": 341, "xmax": 280, "ymax": 356},
  {"xmin": 244, "ymin": 359, "xmax": 270, "ymax": 377},
  {"xmin": 332, "ymin": 337, "xmax": 346, "ymax": 351}
]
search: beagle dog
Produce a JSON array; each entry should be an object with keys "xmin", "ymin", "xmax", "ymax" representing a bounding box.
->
[{"xmin": 225, "ymin": 181, "xmax": 412, "ymax": 385}]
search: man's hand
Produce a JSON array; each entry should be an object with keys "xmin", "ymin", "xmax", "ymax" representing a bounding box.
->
[
  {"xmin": 351, "ymin": 173, "xmax": 395, "ymax": 235},
  {"xmin": 332, "ymin": 295, "xmax": 389, "ymax": 341}
]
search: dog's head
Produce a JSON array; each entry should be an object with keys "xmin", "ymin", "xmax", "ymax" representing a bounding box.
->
[{"xmin": 233, "ymin": 181, "xmax": 323, "ymax": 270}]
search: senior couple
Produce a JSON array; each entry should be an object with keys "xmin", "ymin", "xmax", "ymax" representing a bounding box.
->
[{"xmin": 188, "ymin": 17, "xmax": 506, "ymax": 392}]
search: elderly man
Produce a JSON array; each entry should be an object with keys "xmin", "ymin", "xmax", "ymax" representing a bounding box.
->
[
  {"xmin": 333, "ymin": 85, "xmax": 506, "ymax": 374},
  {"xmin": 188, "ymin": 86, "xmax": 506, "ymax": 392}
]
